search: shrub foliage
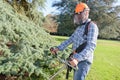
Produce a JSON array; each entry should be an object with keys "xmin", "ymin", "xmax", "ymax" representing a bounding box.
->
[{"xmin": 0, "ymin": 0, "xmax": 64, "ymax": 79}]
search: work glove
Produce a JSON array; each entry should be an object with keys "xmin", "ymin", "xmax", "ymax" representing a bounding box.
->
[
  {"xmin": 67, "ymin": 53, "xmax": 78, "ymax": 68},
  {"xmin": 50, "ymin": 47, "xmax": 59, "ymax": 55}
]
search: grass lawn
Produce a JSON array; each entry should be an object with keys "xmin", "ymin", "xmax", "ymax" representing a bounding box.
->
[{"xmin": 51, "ymin": 36, "xmax": 120, "ymax": 80}]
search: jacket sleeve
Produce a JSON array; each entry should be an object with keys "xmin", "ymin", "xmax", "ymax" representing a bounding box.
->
[
  {"xmin": 57, "ymin": 34, "xmax": 74, "ymax": 51},
  {"xmin": 73, "ymin": 22, "xmax": 99, "ymax": 62}
]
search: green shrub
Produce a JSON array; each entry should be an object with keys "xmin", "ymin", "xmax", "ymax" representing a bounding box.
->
[{"xmin": 0, "ymin": 1, "xmax": 65, "ymax": 80}]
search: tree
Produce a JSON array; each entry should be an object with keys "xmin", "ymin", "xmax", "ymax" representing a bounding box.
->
[
  {"xmin": 5, "ymin": 0, "xmax": 46, "ymax": 27},
  {"xmin": 56, "ymin": 14, "xmax": 75, "ymax": 36},
  {"xmin": 43, "ymin": 14, "xmax": 58, "ymax": 33},
  {"xmin": 88, "ymin": 0, "xmax": 120, "ymax": 39}
]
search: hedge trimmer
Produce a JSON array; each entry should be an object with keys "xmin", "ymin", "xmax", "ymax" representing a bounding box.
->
[{"xmin": 49, "ymin": 47, "xmax": 78, "ymax": 80}]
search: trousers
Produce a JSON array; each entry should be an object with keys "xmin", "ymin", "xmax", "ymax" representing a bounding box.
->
[{"xmin": 73, "ymin": 60, "xmax": 91, "ymax": 80}]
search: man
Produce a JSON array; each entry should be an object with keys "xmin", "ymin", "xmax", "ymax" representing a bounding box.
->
[{"xmin": 50, "ymin": 2, "xmax": 99, "ymax": 80}]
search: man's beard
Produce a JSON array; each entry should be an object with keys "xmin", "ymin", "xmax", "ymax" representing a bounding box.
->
[
  {"xmin": 79, "ymin": 19, "xmax": 83, "ymax": 25},
  {"xmin": 74, "ymin": 15, "xmax": 86, "ymax": 26},
  {"xmin": 74, "ymin": 18, "xmax": 83, "ymax": 26}
]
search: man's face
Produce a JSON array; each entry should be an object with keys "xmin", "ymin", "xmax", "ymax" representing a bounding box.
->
[{"xmin": 73, "ymin": 10, "xmax": 88, "ymax": 25}]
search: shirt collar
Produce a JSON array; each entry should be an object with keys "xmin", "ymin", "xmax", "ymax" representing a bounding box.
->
[{"xmin": 81, "ymin": 19, "xmax": 91, "ymax": 25}]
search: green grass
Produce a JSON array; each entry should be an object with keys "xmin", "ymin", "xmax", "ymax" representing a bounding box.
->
[{"xmin": 51, "ymin": 36, "xmax": 120, "ymax": 80}]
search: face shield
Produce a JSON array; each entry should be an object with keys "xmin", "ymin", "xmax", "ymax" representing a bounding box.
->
[
  {"xmin": 73, "ymin": 9, "xmax": 90, "ymax": 25},
  {"xmin": 73, "ymin": 11, "xmax": 85, "ymax": 25}
]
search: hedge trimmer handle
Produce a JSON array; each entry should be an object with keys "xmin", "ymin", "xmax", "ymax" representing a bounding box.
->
[
  {"xmin": 50, "ymin": 47, "xmax": 58, "ymax": 56},
  {"xmin": 50, "ymin": 47, "xmax": 78, "ymax": 70}
]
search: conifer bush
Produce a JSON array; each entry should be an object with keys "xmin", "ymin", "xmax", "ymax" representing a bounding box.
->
[{"xmin": 0, "ymin": 0, "xmax": 70, "ymax": 80}]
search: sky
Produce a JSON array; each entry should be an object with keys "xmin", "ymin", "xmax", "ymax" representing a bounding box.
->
[
  {"xmin": 43, "ymin": 0, "xmax": 120, "ymax": 16},
  {"xmin": 42, "ymin": 0, "xmax": 61, "ymax": 16},
  {"xmin": 115, "ymin": 0, "xmax": 120, "ymax": 5}
]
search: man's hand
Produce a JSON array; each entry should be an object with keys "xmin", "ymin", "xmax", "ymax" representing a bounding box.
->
[
  {"xmin": 69, "ymin": 58, "xmax": 78, "ymax": 67},
  {"xmin": 50, "ymin": 47, "xmax": 59, "ymax": 55}
]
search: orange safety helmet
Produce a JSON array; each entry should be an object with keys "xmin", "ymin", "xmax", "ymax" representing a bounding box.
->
[{"xmin": 75, "ymin": 2, "xmax": 90, "ymax": 14}]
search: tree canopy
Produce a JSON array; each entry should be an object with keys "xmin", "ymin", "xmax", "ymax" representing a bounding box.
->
[{"xmin": 6, "ymin": 0, "xmax": 46, "ymax": 27}]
